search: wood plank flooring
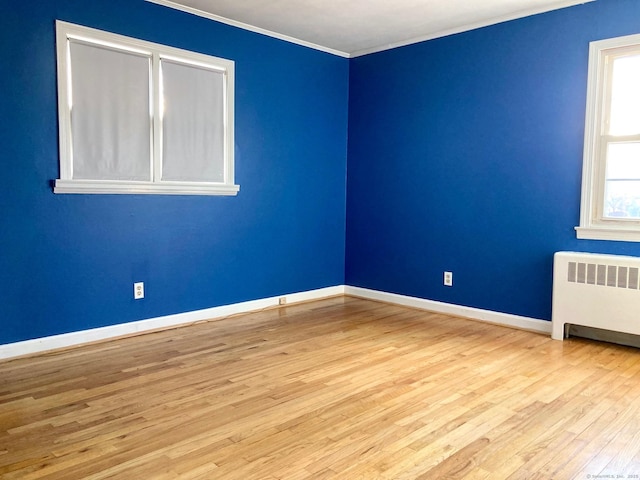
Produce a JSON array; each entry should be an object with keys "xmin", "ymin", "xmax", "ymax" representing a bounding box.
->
[{"xmin": 2, "ymin": 296, "xmax": 640, "ymax": 479}]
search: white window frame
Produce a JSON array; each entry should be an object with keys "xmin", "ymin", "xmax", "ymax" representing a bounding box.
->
[
  {"xmin": 576, "ymin": 33, "xmax": 640, "ymax": 241},
  {"xmin": 54, "ymin": 21, "xmax": 238, "ymax": 196}
]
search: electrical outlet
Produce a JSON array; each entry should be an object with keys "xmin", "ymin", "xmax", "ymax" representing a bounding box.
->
[
  {"xmin": 444, "ymin": 271, "xmax": 453, "ymax": 287},
  {"xmin": 279, "ymin": 297, "xmax": 287, "ymax": 305},
  {"xmin": 134, "ymin": 282, "xmax": 144, "ymax": 299}
]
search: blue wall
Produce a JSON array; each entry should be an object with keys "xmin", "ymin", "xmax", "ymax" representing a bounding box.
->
[
  {"xmin": 346, "ymin": 0, "xmax": 640, "ymax": 321},
  {"xmin": 0, "ymin": 0, "xmax": 349, "ymax": 344},
  {"xmin": 4, "ymin": 0, "xmax": 640, "ymax": 347}
]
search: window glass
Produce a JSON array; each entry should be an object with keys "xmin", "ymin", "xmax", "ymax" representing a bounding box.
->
[
  {"xmin": 604, "ymin": 142, "xmax": 640, "ymax": 219},
  {"xmin": 609, "ymin": 55, "xmax": 640, "ymax": 136}
]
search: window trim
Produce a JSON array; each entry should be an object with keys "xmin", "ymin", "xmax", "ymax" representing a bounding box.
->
[
  {"xmin": 576, "ymin": 33, "xmax": 640, "ymax": 241},
  {"xmin": 54, "ymin": 21, "xmax": 238, "ymax": 196}
]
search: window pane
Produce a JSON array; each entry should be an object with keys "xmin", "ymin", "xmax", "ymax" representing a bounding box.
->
[
  {"xmin": 69, "ymin": 41, "xmax": 151, "ymax": 181},
  {"xmin": 609, "ymin": 54, "xmax": 640, "ymax": 136},
  {"xmin": 606, "ymin": 142, "xmax": 640, "ymax": 179},
  {"xmin": 604, "ymin": 181, "xmax": 640, "ymax": 219},
  {"xmin": 161, "ymin": 60, "xmax": 225, "ymax": 183},
  {"xmin": 604, "ymin": 143, "xmax": 640, "ymax": 218}
]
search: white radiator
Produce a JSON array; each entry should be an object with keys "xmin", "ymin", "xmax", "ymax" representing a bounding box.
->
[{"xmin": 552, "ymin": 251, "xmax": 640, "ymax": 341}]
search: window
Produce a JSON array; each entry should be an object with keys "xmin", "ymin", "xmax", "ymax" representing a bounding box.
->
[
  {"xmin": 54, "ymin": 21, "xmax": 238, "ymax": 196},
  {"xmin": 577, "ymin": 33, "xmax": 640, "ymax": 241}
]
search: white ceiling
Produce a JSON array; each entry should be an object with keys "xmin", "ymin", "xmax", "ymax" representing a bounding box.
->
[{"xmin": 148, "ymin": 0, "xmax": 595, "ymax": 57}]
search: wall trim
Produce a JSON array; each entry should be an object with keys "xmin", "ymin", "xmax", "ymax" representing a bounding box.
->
[
  {"xmin": 146, "ymin": 0, "xmax": 594, "ymax": 59},
  {"xmin": 0, "ymin": 285, "xmax": 552, "ymax": 361},
  {"xmin": 344, "ymin": 286, "xmax": 551, "ymax": 334},
  {"xmin": 0, "ymin": 286, "xmax": 345, "ymax": 361},
  {"xmin": 145, "ymin": 0, "xmax": 350, "ymax": 58},
  {"xmin": 349, "ymin": 0, "xmax": 595, "ymax": 57}
]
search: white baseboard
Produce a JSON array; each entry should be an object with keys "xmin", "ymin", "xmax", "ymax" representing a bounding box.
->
[
  {"xmin": 0, "ymin": 286, "xmax": 345, "ymax": 361},
  {"xmin": 344, "ymin": 286, "xmax": 551, "ymax": 334},
  {"xmin": 0, "ymin": 285, "xmax": 551, "ymax": 361}
]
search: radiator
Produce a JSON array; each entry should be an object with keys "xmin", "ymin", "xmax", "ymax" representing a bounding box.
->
[{"xmin": 552, "ymin": 251, "xmax": 640, "ymax": 341}]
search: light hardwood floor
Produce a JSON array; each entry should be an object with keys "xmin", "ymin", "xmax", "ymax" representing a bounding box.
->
[{"xmin": 2, "ymin": 296, "xmax": 640, "ymax": 479}]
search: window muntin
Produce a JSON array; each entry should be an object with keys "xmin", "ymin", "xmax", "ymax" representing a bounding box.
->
[{"xmin": 55, "ymin": 21, "xmax": 238, "ymax": 196}]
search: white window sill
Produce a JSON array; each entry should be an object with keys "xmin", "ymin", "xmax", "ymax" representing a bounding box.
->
[
  {"xmin": 575, "ymin": 225, "xmax": 640, "ymax": 242},
  {"xmin": 54, "ymin": 179, "xmax": 239, "ymax": 196}
]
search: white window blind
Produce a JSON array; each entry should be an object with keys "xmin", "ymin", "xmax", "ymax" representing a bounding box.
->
[
  {"xmin": 161, "ymin": 59, "xmax": 225, "ymax": 183},
  {"xmin": 55, "ymin": 21, "xmax": 238, "ymax": 196},
  {"xmin": 69, "ymin": 41, "xmax": 152, "ymax": 181}
]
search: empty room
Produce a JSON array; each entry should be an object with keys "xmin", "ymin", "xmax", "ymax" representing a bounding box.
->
[{"xmin": 3, "ymin": 0, "xmax": 640, "ymax": 478}]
